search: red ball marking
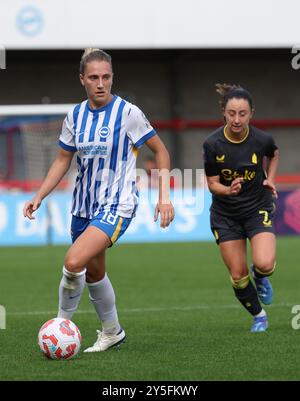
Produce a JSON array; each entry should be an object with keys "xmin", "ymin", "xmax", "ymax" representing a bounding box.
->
[
  {"xmin": 42, "ymin": 342, "xmax": 52, "ymax": 359},
  {"xmin": 40, "ymin": 319, "xmax": 55, "ymax": 331},
  {"xmin": 59, "ymin": 320, "xmax": 75, "ymax": 337},
  {"xmin": 63, "ymin": 343, "xmax": 77, "ymax": 359},
  {"xmin": 42, "ymin": 334, "xmax": 58, "ymax": 346},
  {"xmin": 55, "ymin": 347, "xmax": 63, "ymax": 358}
]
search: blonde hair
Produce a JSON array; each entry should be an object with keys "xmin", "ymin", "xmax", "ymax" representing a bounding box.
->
[{"xmin": 79, "ymin": 48, "xmax": 112, "ymax": 74}]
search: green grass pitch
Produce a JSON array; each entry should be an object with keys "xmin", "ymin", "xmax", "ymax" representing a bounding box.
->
[{"xmin": 0, "ymin": 237, "xmax": 299, "ymax": 381}]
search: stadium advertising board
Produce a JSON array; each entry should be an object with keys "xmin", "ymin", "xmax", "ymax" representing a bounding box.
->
[
  {"xmin": 0, "ymin": 189, "xmax": 212, "ymax": 245},
  {"xmin": 0, "ymin": 0, "xmax": 299, "ymax": 49}
]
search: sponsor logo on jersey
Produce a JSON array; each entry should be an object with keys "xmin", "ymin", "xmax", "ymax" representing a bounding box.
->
[
  {"xmin": 216, "ymin": 155, "xmax": 225, "ymax": 163},
  {"xmin": 78, "ymin": 145, "xmax": 108, "ymax": 156},
  {"xmin": 221, "ymin": 168, "xmax": 256, "ymax": 181}
]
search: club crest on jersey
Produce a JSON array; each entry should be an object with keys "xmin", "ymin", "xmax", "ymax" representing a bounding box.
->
[
  {"xmin": 98, "ymin": 126, "xmax": 111, "ymax": 139},
  {"xmin": 216, "ymin": 155, "xmax": 225, "ymax": 163},
  {"xmin": 251, "ymin": 153, "xmax": 258, "ymax": 164}
]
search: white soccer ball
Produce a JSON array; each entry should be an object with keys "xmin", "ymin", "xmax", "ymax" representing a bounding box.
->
[{"xmin": 37, "ymin": 318, "xmax": 82, "ymax": 360}]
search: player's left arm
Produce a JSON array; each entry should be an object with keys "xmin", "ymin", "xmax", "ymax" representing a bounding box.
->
[
  {"xmin": 263, "ymin": 149, "xmax": 279, "ymax": 198},
  {"xmin": 145, "ymin": 135, "xmax": 175, "ymax": 228}
]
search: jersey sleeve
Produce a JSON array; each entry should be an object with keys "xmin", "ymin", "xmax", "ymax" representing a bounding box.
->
[
  {"xmin": 203, "ymin": 141, "xmax": 219, "ymax": 176},
  {"xmin": 264, "ymin": 133, "xmax": 278, "ymax": 158},
  {"xmin": 125, "ymin": 105, "xmax": 157, "ymax": 148},
  {"xmin": 58, "ymin": 114, "xmax": 77, "ymax": 152}
]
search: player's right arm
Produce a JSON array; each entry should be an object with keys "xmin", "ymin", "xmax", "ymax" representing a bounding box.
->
[
  {"xmin": 23, "ymin": 149, "xmax": 74, "ymax": 220},
  {"xmin": 206, "ymin": 175, "xmax": 243, "ymax": 196},
  {"xmin": 203, "ymin": 139, "xmax": 243, "ymax": 196}
]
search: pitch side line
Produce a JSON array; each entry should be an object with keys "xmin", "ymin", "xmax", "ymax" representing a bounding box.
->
[{"xmin": 6, "ymin": 302, "xmax": 295, "ymax": 316}]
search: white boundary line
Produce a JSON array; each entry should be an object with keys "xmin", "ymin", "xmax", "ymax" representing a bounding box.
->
[{"xmin": 6, "ymin": 303, "xmax": 294, "ymax": 316}]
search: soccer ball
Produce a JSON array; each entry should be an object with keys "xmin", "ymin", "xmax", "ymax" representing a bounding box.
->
[{"xmin": 38, "ymin": 318, "xmax": 82, "ymax": 360}]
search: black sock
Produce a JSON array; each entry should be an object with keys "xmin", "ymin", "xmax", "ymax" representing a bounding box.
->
[{"xmin": 233, "ymin": 281, "xmax": 262, "ymax": 316}]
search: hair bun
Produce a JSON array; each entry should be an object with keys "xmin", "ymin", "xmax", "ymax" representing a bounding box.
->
[{"xmin": 81, "ymin": 48, "xmax": 101, "ymax": 61}]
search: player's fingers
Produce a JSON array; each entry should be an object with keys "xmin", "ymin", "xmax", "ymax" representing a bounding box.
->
[
  {"xmin": 231, "ymin": 183, "xmax": 242, "ymax": 195},
  {"xmin": 25, "ymin": 210, "xmax": 33, "ymax": 220},
  {"xmin": 170, "ymin": 206, "xmax": 175, "ymax": 220},
  {"xmin": 232, "ymin": 180, "xmax": 243, "ymax": 186},
  {"xmin": 162, "ymin": 210, "xmax": 170, "ymax": 228},
  {"xmin": 23, "ymin": 205, "xmax": 28, "ymax": 218},
  {"xmin": 232, "ymin": 178, "xmax": 243, "ymax": 185},
  {"xmin": 160, "ymin": 211, "xmax": 167, "ymax": 228},
  {"xmin": 27, "ymin": 208, "xmax": 35, "ymax": 220},
  {"xmin": 23, "ymin": 202, "xmax": 33, "ymax": 218},
  {"xmin": 163, "ymin": 211, "xmax": 172, "ymax": 228},
  {"xmin": 232, "ymin": 183, "xmax": 241, "ymax": 193},
  {"xmin": 154, "ymin": 205, "xmax": 159, "ymax": 222},
  {"xmin": 23, "ymin": 202, "xmax": 30, "ymax": 217}
]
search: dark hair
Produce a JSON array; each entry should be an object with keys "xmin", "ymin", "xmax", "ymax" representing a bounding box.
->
[
  {"xmin": 216, "ymin": 83, "xmax": 254, "ymax": 110},
  {"xmin": 79, "ymin": 48, "xmax": 112, "ymax": 74}
]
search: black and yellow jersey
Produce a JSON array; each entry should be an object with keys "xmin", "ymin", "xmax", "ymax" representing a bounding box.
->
[{"xmin": 203, "ymin": 125, "xmax": 278, "ymax": 219}]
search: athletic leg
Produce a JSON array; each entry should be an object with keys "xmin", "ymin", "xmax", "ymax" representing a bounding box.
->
[
  {"xmin": 219, "ymin": 239, "xmax": 267, "ymax": 332},
  {"xmin": 250, "ymin": 232, "xmax": 276, "ymax": 305},
  {"xmin": 84, "ymin": 251, "xmax": 125, "ymax": 352},
  {"xmin": 58, "ymin": 226, "xmax": 110, "ymax": 320}
]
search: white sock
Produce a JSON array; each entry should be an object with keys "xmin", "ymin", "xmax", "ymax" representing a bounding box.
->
[
  {"xmin": 87, "ymin": 273, "xmax": 120, "ymax": 334},
  {"xmin": 58, "ymin": 266, "xmax": 86, "ymax": 319},
  {"xmin": 255, "ymin": 309, "xmax": 267, "ymax": 318}
]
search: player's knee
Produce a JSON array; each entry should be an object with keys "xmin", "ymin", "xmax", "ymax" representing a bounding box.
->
[
  {"xmin": 254, "ymin": 258, "xmax": 276, "ymax": 274},
  {"xmin": 64, "ymin": 255, "xmax": 84, "ymax": 273},
  {"xmin": 230, "ymin": 274, "xmax": 249, "ymax": 288}
]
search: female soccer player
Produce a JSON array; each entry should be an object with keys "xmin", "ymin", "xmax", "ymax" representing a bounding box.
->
[
  {"xmin": 23, "ymin": 48, "xmax": 174, "ymax": 351},
  {"xmin": 203, "ymin": 83, "xmax": 279, "ymax": 333}
]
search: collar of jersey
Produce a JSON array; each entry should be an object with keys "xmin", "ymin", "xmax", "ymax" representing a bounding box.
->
[
  {"xmin": 87, "ymin": 94, "xmax": 117, "ymax": 113},
  {"xmin": 223, "ymin": 124, "xmax": 250, "ymax": 144}
]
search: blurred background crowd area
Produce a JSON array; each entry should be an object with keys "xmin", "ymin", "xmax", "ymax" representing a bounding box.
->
[{"xmin": 1, "ymin": 48, "xmax": 300, "ymax": 191}]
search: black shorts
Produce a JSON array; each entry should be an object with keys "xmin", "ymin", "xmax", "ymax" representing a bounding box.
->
[{"xmin": 210, "ymin": 205, "xmax": 276, "ymax": 245}]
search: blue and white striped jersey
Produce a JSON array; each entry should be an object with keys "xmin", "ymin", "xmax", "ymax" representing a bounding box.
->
[{"xmin": 59, "ymin": 95, "xmax": 156, "ymax": 219}]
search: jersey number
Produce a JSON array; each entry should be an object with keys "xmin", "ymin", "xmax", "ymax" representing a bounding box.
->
[
  {"xmin": 100, "ymin": 210, "xmax": 118, "ymax": 225},
  {"xmin": 259, "ymin": 210, "xmax": 272, "ymax": 227}
]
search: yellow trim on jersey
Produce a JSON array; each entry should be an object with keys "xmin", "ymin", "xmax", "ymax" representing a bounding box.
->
[
  {"xmin": 223, "ymin": 125, "xmax": 249, "ymax": 144},
  {"xmin": 133, "ymin": 147, "xmax": 139, "ymax": 158},
  {"xmin": 214, "ymin": 230, "xmax": 219, "ymax": 240},
  {"xmin": 111, "ymin": 217, "xmax": 123, "ymax": 244}
]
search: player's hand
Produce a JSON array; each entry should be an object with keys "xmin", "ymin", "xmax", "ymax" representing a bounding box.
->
[
  {"xmin": 229, "ymin": 178, "xmax": 243, "ymax": 196},
  {"xmin": 23, "ymin": 196, "xmax": 42, "ymax": 220},
  {"xmin": 263, "ymin": 179, "xmax": 278, "ymax": 199},
  {"xmin": 154, "ymin": 201, "xmax": 175, "ymax": 228}
]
